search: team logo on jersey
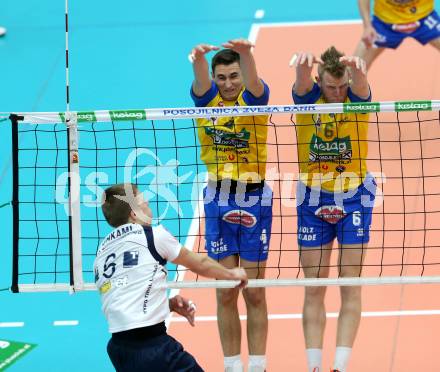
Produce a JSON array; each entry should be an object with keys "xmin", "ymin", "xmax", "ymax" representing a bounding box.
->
[
  {"xmin": 123, "ymin": 251, "xmax": 139, "ymax": 267},
  {"xmin": 223, "ymin": 118, "xmax": 235, "ymax": 128},
  {"xmin": 315, "ymin": 205, "xmax": 346, "ymax": 224},
  {"xmin": 309, "ymin": 134, "xmax": 352, "ymax": 163},
  {"xmin": 99, "ymin": 281, "xmax": 112, "ymax": 294},
  {"xmin": 223, "ymin": 210, "xmax": 257, "ymax": 227},
  {"xmin": 112, "ymin": 275, "xmax": 129, "ymax": 288},
  {"xmin": 204, "ymin": 127, "xmax": 250, "ymax": 148}
]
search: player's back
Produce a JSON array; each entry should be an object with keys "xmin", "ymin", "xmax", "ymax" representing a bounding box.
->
[{"xmin": 94, "ymin": 223, "xmax": 169, "ymax": 333}]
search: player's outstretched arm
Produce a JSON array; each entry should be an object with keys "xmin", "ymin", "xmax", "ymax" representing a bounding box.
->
[
  {"xmin": 340, "ymin": 56, "xmax": 370, "ymax": 99},
  {"xmin": 358, "ymin": 0, "xmax": 377, "ymax": 48},
  {"xmin": 190, "ymin": 43, "xmax": 219, "ymax": 96},
  {"xmin": 172, "ymin": 248, "xmax": 248, "ymax": 289},
  {"xmin": 290, "ymin": 51, "xmax": 322, "ymax": 96},
  {"xmin": 222, "ymin": 38, "xmax": 265, "ymax": 98}
]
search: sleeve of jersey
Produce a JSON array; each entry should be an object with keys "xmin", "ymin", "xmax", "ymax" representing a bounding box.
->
[
  {"xmin": 292, "ymin": 82, "xmax": 321, "ymax": 104},
  {"xmin": 190, "ymin": 80, "xmax": 218, "ymax": 107},
  {"xmin": 347, "ymin": 87, "xmax": 372, "ymax": 102},
  {"xmin": 154, "ymin": 225, "xmax": 182, "ymax": 262},
  {"xmin": 242, "ymin": 80, "xmax": 270, "ymax": 106}
]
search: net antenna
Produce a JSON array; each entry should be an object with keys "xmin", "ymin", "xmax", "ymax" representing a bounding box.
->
[{"xmin": 65, "ymin": 0, "xmax": 84, "ymax": 292}]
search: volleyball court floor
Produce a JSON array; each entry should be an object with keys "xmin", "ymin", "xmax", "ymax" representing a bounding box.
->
[{"xmin": 168, "ymin": 21, "xmax": 440, "ymax": 371}]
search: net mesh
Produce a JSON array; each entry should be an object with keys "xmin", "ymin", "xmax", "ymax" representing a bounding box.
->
[
  {"xmin": 15, "ymin": 123, "xmax": 71, "ymax": 285},
  {"xmin": 8, "ymin": 103, "xmax": 440, "ymax": 291}
]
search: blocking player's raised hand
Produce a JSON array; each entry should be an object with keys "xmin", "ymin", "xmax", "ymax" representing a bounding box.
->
[
  {"xmin": 190, "ymin": 43, "xmax": 219, "ymax": 96},
  {"xmin": 222, "ymin": 38, "xmax": 264, "ymax": 98},
  {"xmin": 289, "ymin": 51, "xmax": 323, "ymax": 69},
  {"xmin": 188, "ymin": 43, "xmax": 219, "ymax": 64},
  {"xmin": 340, "ymin": 55, "xmax": 369, "ymax": 99},
  {"xmin": 222, "ymin": 38, "xmax": 254, "ymax": 55},
  {"xmin": 291, "ymin": 51, "xmax": 322, "ymax": 96},
  {"xmin": 339, "ymin": 55, "xmax": 367, "ymax": 75}
]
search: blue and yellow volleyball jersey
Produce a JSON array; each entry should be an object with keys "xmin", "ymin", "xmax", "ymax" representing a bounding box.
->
[
  {"xmin": 374, "ymin": 0, "xmax": 434, "ymax": 24},
  {"xmin": 293, "ymin": 83, "xmax": 371, "ymax": 193},
  {"xmin": 190, "ymin": 80, "xmax": 270, "ymax": 181}
]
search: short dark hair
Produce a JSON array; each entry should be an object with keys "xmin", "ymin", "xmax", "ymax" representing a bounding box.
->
[
  {"xmin": 211, "ymin": 49, "xmax": 240, "ymax": 74},
  {"xmin": 318, "ymin": 46, "xmax": 346, "ymax": 79},
  {"xmin": 101, "ymin": 183, "xmax": 138, "ymax": 228}
]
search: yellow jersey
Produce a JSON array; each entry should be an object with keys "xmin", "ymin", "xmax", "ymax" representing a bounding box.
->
[
  {"xmin": 374, "ymin": 0, "xmax": 434, "ymax": 24},
  {"xmin": 191, "ymin": 81, "xmax": 269, "ymax": 182},
  {"xmin": 293, "ymin": 83, "xmax": 370, "ymax": 193}
]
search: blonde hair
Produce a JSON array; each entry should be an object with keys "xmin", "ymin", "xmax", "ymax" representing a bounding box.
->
[{"xmin": 318, "ymin": 46, "xmax": 346, "ymax": 79}]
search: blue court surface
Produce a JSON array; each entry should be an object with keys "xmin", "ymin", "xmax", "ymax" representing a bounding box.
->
[{"xmin": 0, "ymin": 1, "xmax": 368, "ymax": 371}]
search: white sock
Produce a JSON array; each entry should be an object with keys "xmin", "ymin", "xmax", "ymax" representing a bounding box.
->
[
  {"xmin": 224, "ymin": 355, "xmax": 243, "ymax": 372},
  {"xmin": 306, "ymin": 348, "xmax": 322, "ymax": 372},
  {"xmin": 248, "ymin": 355, "xmax": 266, "ymax": 372},
  {"xmin": 333, "ymin": 346, "xmax": 352, "ymax": 372}
]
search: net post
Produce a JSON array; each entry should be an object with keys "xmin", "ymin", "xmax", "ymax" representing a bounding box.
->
[
  {"xmin": 9, "ymin": 114, "xmax": 23, "ymax": 293},
  {"xmin": 66, "ymin": 112, "xmax": 84, "ymax": 291}
]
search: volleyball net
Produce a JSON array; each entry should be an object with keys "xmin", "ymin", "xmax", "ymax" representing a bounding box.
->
[{"xmin": 6, "ymin": 100, "xmax": 440, "ymax": 292}]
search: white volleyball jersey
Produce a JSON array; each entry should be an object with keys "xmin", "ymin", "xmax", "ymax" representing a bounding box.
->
[{"xmin": 94, "ymin": 223, "xmax": 182, "ymax": 333}]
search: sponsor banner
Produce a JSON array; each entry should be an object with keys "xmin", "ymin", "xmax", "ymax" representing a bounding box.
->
[
  {"xmin": 59, "ymin": 111, "xmax": 97, "ymax": 122},
  {"xmin": 343, "ymin": 102, "xmax": 380, "ymax": 113},
  {"xmin": 109, "ymin": 110, "xmax": 147, "ymax": 121},
  {"xmin": 0, "ymin": 340, "xmax": 36, "ymax": 370},
  {"xmin": 395, "ymin": 101, "xmax": 432, "ymax": 112},
  {"xmin": 161, "ymin": 105, "xmax": 318, "ymax": 117}
]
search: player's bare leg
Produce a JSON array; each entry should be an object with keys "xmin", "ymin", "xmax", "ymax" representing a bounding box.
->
[
  {"xmin": 428, "ymin": 36, "xmax": 440, "ymax": 51},
  {"xmin": 336, "ymin": 243, "xmax": 367, "ymax": 347},
  {"xmin": 300, "ymin": 241, "xmax": 333, "ymax": 348},
  {"xmin": 240, "ymin": 258, "xmax": 267, "ymax": 356},
  {"xmin": 354, "ymin": 41, "xmax": 385, "ymax": 70},
  {"xmin": 216, "ymin": 255, "xmax": 242, "ymax": 356}
]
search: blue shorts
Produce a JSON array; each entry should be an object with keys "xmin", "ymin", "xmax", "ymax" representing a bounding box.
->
[
  {"xmin": 373, "ymin": 11, "xmax": 440, "ymax": 49},
  {"xmin": 297, "ymin": 175, "xmax": 376, "ymax": 247},
  {"xmin": 204, "ymin": 183, "xmax": 273, "ymax": 262}
]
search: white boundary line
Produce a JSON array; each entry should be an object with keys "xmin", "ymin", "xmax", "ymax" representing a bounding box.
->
[
  {"xmin": 53, "ymin": 320, "xmax": 79, "ymax": 326},
  {"xmin": 170, "ymin": 309, "xmax": 440, "ymax": 323},
  {"xmin": 2, "ymin": 309, "xmax": 439, "ymax": 328},
  {"xmin": 0, "ymin": 322, "xmax": 25, "ymax": 328},
  {"xmin": 249, "ymin": 19, "xmax": 361, "ymax": 44}
]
